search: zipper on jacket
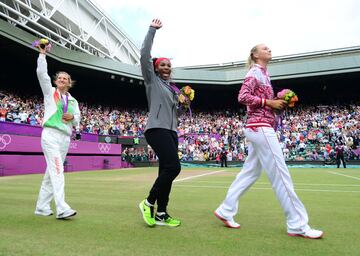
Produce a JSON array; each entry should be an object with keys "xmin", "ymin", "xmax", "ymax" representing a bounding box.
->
[
  {"xmin": 156, "ymin": 104, "xmax": 162, "ymax": 118},
  {"xmin": 171, "ymin": 93, "xmax": 178, "ymax": 129},
  {"xmin": 171, "ymin": 104, "xmax": 175, "ymax": 129}
]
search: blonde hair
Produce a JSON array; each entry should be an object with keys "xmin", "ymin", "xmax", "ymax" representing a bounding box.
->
[
  {"xmin": 246, "ymin": 45, "xmax": 259, "ymax": 69},
  {"xmin": 53, "ymin": 71, "xmax": 75, "ymax": 88}
]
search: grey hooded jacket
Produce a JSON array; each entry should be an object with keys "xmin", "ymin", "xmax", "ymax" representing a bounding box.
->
[{"xmin": 140, "ymin": 27, "xmax": 179, "ymax": 133}]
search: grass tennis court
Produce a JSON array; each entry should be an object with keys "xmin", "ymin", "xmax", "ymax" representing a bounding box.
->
[{"xmin": 1, "ymin": 167, "xmax": 359, "ymax": 256}]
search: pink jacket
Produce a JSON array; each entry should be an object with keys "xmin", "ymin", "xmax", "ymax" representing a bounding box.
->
[{"xmin": 238, "ymin": 64, "xmax": 276, "ymax": 128}]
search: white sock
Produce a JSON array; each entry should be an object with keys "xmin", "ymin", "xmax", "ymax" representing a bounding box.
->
[
  {"xmin": 145, "ymin": 199, "xmax": 154, "ymax": 207},
  {"xmin": 156, "ymin": 212, "xmax": 166, "ymax": 216}
]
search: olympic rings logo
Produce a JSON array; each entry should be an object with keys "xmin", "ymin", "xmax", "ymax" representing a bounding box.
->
[
  {"xmin": 69, "ymin": 142, "xmax": 78, "ymax": 149},
  {"xmin": 98, "ymin": 143, "xmax": 111, "ymax": 153},
  {"xmin": 0, "ymin": 134, "xmax": 12, "ymax": 150}
]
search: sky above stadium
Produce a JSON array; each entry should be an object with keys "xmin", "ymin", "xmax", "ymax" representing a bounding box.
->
[{"xmin": 92, "ymin": 0, "xmax": 360, "ymax": 67}]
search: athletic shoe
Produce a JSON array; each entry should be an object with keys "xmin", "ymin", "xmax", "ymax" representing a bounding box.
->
[
  {"xmin": 288, "ymin": 228, "xmax": 324, "ymax": 239},
  {"xmin": 214, "ymin": 210, "xmax": 240, "ymax": 229},
  {"xmin": 155, "ymin": 213, "xmax": 181, "ymax": 227},
  {"xmin": 139, "ymin": 200, "xmax": 155, "ymax": 227},
  {"xmin": 34, "ymin": 209, "xmax": 54, "ymax": 216},
  {"xmin": 56, "ymin": 209, "xmax": 77, "ymax": 219}
]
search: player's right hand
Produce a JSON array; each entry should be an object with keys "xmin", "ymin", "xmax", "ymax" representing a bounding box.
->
[{"xmin": 266, "ymin": 99, "xmax": 287, "ymax": 110}]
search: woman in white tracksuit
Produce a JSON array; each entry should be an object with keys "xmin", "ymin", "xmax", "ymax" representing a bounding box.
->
[
  {"xmin": 214, "ymin": 44, "xmax": 324, "ymax": 239},
  {"xmin": 34, "ymin": 45, "xmax": 80, "ymax": 219}
]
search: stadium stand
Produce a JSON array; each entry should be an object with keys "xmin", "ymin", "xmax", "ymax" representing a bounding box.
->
[
  {"xmin": 1, "ymin": 91, "xmax": 359, "ymax": 167},
  {"xmin": 1, "ymin": 1, "xmax": 359, "ymax": 174}
]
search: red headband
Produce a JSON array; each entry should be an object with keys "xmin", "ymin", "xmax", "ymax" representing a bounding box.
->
[{"xmin": 155, "ymin": 57, "xmax": 170, "ymax": 67}]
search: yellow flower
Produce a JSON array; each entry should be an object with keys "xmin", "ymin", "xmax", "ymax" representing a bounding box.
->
[
  {"xmin": 189, "ymin": 90, "xmax": 195, "ymax": 101},
  {"xmin": 39, "ymin": 38, "xmax": 49, "ymax": 45}
]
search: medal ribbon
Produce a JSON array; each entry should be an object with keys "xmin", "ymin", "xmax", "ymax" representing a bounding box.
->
[{"xmin": 61, "ymin": 93, "xmax": 69, "ymax": 113}]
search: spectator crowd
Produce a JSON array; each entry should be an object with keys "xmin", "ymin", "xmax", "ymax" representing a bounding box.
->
[{"xmin": 1, "ymin": 91, "xmax": 359, "ymax": 162}]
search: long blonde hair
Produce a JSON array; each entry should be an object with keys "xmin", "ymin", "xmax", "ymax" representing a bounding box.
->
[{"xmin": 246, "ymin": 45, "xmax": 259, "ymax": 70}]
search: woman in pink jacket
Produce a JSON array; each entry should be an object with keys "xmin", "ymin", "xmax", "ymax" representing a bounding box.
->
[{"xmin": 214, "ymin": 44, "xmax": 323, "ymax": 239}]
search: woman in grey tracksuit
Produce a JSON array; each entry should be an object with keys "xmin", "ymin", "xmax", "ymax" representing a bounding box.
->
[{"xmin": 138, "ymin": 19, "xmax": 181, "ymax": 227}]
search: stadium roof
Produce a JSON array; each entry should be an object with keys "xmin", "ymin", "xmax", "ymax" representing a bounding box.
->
[
  {"xmin": 176, "ymin": 46, "xmax": 360, "ymax": 84},
  {"xmin": 0, "ymin": 0, "xmax": 140, "ymax": 65},
  {"xmin": 1, "ymin": 3, "xmax": 360, "ymax": 86}
]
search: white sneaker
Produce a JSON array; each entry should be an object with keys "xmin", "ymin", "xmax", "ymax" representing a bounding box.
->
[
  {"xmin": 56, "ymin": 209, "xmax": 77, "ymax": 219},
  {"xmin": 214, "ymin": 210, "xmax": 240, "ymax": 229},
  {"xmin": 288, "ymin": 228, "xmax": 324, "ymax": 239},
  {"xmin": 35, "ymin": 209, "xmax": 53, "ymax": 216}
]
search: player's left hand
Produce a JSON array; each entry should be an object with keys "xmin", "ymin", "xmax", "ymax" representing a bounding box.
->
[
  {"xmin": 62, "ymin": 113, "xmax": 74, "ymax": 122},
  {"xmin": 151, "ymin": 19, "xmax": 163, "ymax": 29}
]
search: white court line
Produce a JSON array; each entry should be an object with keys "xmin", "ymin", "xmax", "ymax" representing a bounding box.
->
[
  {"xmin": 328, "ymin": 171, "xmax": 360, "ymax": 181},
  {"xmin": 174, "ymin": 170, "xmax": 227, "ymax": 183},
  {"xmin": 174, "ymin": 184, "xmax": 360, "ymax": 193},
  {"xmin": 188, "ymin": 181, "xmax": 360, "ymax": 187}
]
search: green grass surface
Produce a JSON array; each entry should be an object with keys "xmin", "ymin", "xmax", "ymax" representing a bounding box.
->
[{"xmin": 1, "ymin": 167, "xmax": 359, "ymax": 256}]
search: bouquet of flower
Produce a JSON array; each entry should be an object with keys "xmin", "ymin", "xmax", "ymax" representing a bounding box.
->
[
  {"xmin": 178, "ymin": 85, "xmax": 195, "ymax": 108},
  {"xmin": 277, "ymin": 89, "xmax": 298, "ymax": 107},
  {"xmin": 178, "ymin": 85, "xmax": 195, "ymax": 117},
  {"xmin": 32, "ymin": 38, "xmax": 52, "ymax": 51}
]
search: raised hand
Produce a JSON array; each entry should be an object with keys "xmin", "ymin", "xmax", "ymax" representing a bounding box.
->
[
  {"xmin": 34, "ymin": 39, "xmax": 51, "ymax": 54},
  {"xmin": 150, "ymin": 19, "xmax": 163, "ymax": 29},
  {"xmin": 38, "ymin": 44, "xmax": 47, "ymax": 54}
]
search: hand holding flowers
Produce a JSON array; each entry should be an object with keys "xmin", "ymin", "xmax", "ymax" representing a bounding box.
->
[
  {"xmin": 32, "ymin": 38, "xmax": 52, "ymax": 53},
  {"xmin": 178, "ymin": 85, "xmax": 195, "ymax": 117},
  {"xmin": 179, "ymin": 85, "xmax": 195, "ymax": 107},
  {"xmin": 277, "ymin": 89, "xmax": 298, "ymax": 107}
]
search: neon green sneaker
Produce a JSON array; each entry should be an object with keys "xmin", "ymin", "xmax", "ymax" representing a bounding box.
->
[
  {"xmin": 155, "ymin": 213, "xmax": 181, "ymax": 227},
  {"xmin": 139, "ymin": 200, "xmax": 155, "ymax": 227}
]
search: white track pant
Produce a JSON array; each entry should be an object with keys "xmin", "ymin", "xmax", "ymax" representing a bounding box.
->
[
  {"xmin": 217, "ymin": 127, "xmax": 309, "ymax": 232},
  {"xmin": 35, "ymin": 127, "xmax": 71, "ymax": 215}
]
